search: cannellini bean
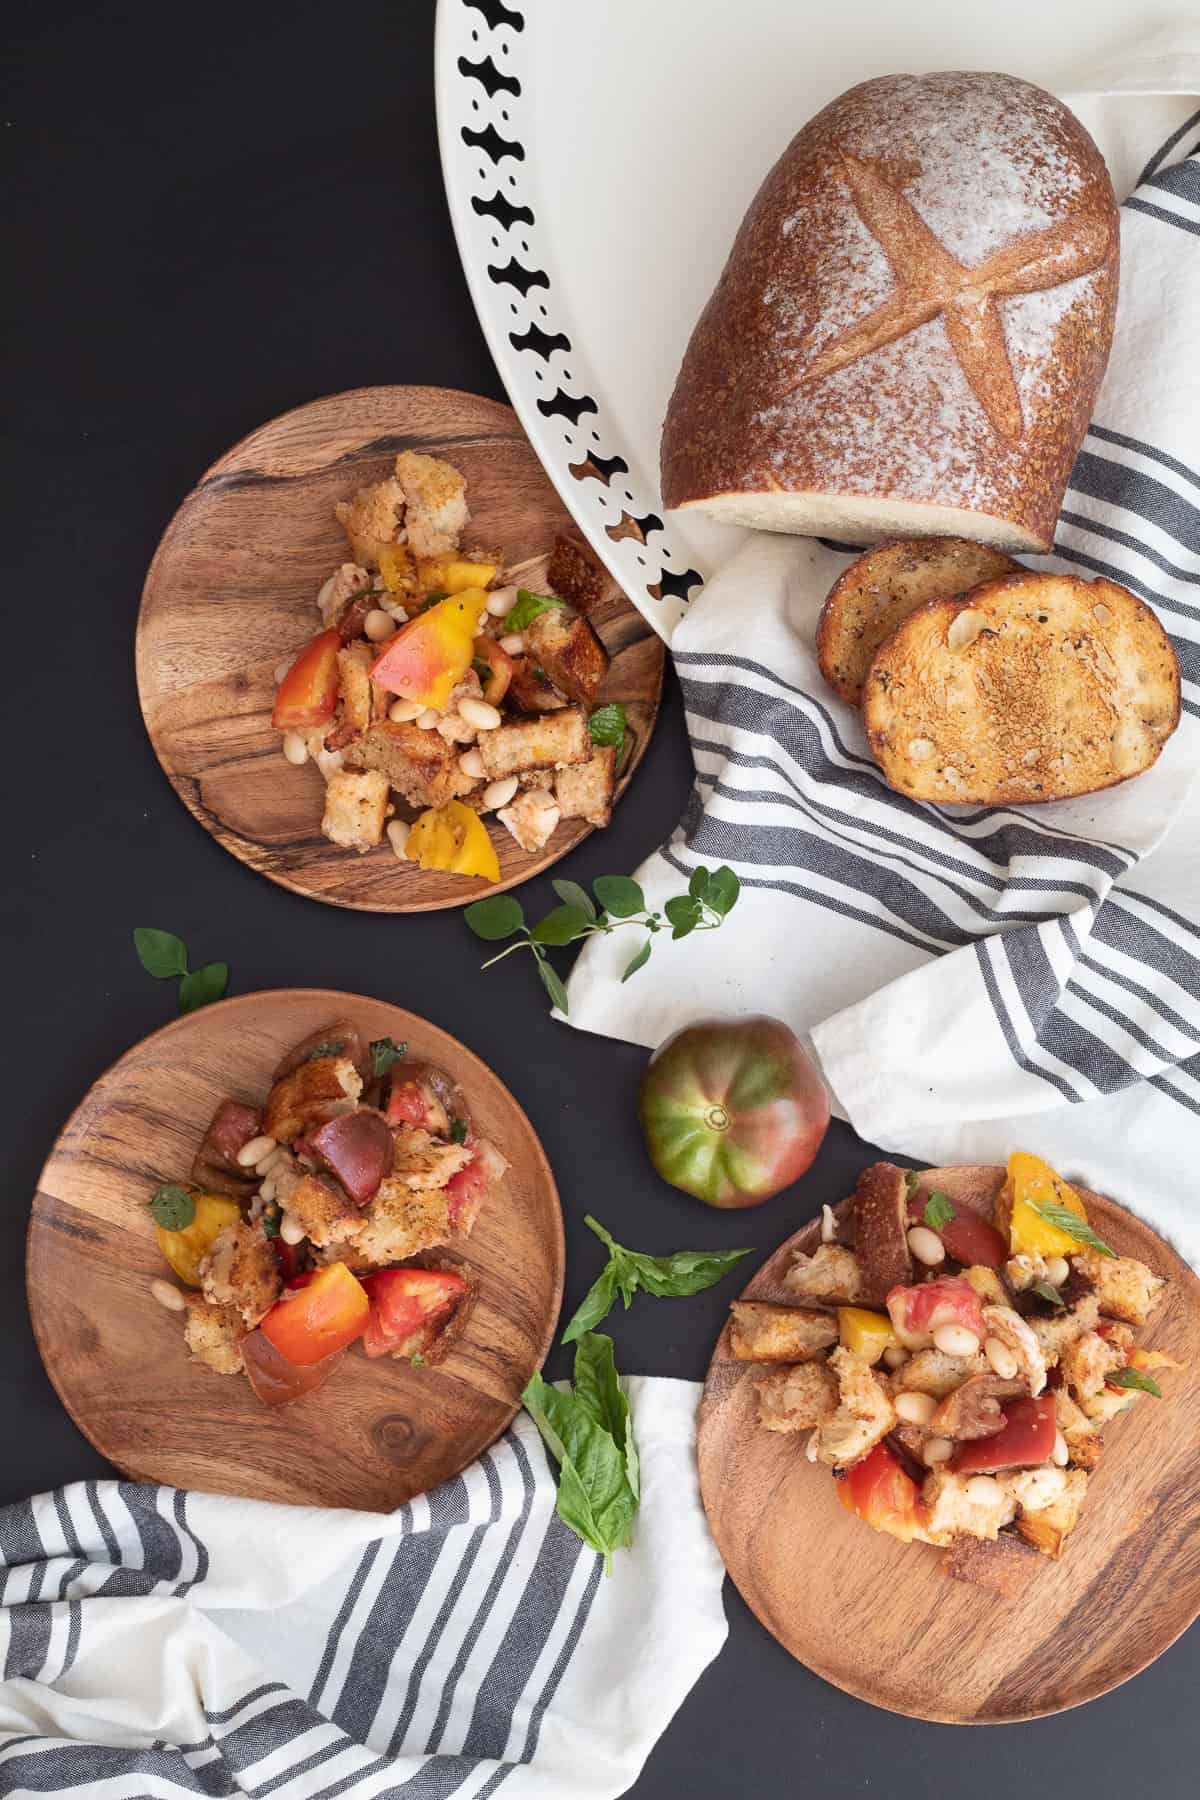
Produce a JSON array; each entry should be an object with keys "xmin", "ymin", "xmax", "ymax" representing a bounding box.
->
[
  {"xmin": 416, "ymin": 709, "xmax": 441, "ymax": 729},
  {"xmin": 316, "ymin": 575, "xmax": 337, "ymax": 617},
  {"xmin": 486, "ymin": 585, "xmax": 519, "ymax": 617},
  {"xmin": 820, "ymin": 1203, "xmax": 837, "ymax": 1245},
  {"xmin": 386, "ymin": 819, "xmax": 410, "ymax": 861},
  {"xmin": 315, "ymin": 747, "xmax": 344, "ymax": 781},
  {"xmin": 1052, "ymin": 1430, "xmax": 1070, "ymax": 1467},
  {"xmin": 964, "ymin": 1475, "xmax": 1002, "ymax": 1505},
  {"xmin": 237, "ymin": 1134, "xmax": 277, "ymax": 1168},
  {"xmin": 389, "ymin": 698, "xmax": 425, "ymax": 723},
  {"xmin": 364, "ymin": 608, "xmax": 394, "ymax": 642},
  {"xmin": 255, "ymin": 1146, "xmax": 285, "ymax": 1175},
  {"xmin": 923, "ymin": 1437, "xmax": 954, "ymax": 1467},
  {"xmin": 150, "ymin": 1278, "xmax": 187, "ymax": 1313},
  {"xmin": 927, "ymin": 1302, "xmax": 960, "ymax": 1332},
  {"xmin": 258, "ymin": 1176, "xmax": 276, "ymax": 1205},
  {"xmin": 882, "ymin": 1345, "xmax": 909, "ymax": 1370},
  {"xmin": 279, "ymin": 1212, "xmax": 306, "ymax": 1246},
  {"xmin": 932, "ymin": 1322, "xmax": 981, "ymax": 1358},
  {"xmin": 482, "ymin": 776, "xmax": 519, "ymax": 810},
  {"xmin": 906, "ymin": 1225, "xmax": 945, "ymax": 1266},
  {"xmin": 984, "ymin": 1335, "xmax": 1019, "ymax": 1379},
  {"xmin": 1044, "ymin": 1255, "xmax": 1070, "ymax": 1287},
  {"xmin": 459, "ymin": 748, "xmax": 486, "ymax": 780},
  {"xmin": 895, "ymin": 1391, "xmax": 936, "ymax": 1426},
  {"xmin": 499, "ymin": 632, "xmax": 525, "ymax": 655},
  {"xmin": 459, "ymin": 697, "xmax": 502, "ymax": 731},
  {"xmin": 274, "ymin": 659, "xmax": 292, "ymax": 685},
  {"xmin": 282, "ymin": 731, "xmax": 309, "ymax": 765}
]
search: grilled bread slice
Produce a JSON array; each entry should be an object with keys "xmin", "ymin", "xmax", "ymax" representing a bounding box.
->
[
  {"xmin": 863, "ymin": 573, "xmax": 1179, "ymax": 804},
  {"xmin": 817, "ymin": 538, "xmax": 1019, "ymax": 705}
]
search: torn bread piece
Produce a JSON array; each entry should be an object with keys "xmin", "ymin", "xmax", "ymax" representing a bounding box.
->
[
  {"xmin": 200, "ymin": 1222, "xmax": 280, "ymax": 1329},
  {"xmin": 1070, "ymin": 1248, "xmax": 1165, "ymax": 1328},
  {"xmin": 943, "ymin": 1530, "xmax": 1041, "ymax": 1597},
  {"xmin": 555, "ymin": 745, "xmax": 616, "ymax": 829},
  {"xmin": 729, "ymin": 1302, "xmax": 838, "ymax": 1363},
  {"xmin": 321, "ymin": 768, "xmax": 390, "ymax": 852},
  {"xmin": 184, "ymin": 1298, "xmax": 246, "ymax": 1375},
  {"xmin": 497, "ymin": 788, "xmax": 560, "ymax": 854},
  {"xmin": 345, "ymin": 721, "xmax": 478, "ymax": 810},
  {"xmin": 334, "ymin": 478, "xmax": 406, "ymax": 569},
  {"xmin": 263, "ymin": 1055, "xmax": 363, "ymax": 1144},
  {"xmin": 524, "ymin": 607, "xmax": 611, "ymax": 707},
  {"xmin": 476, "ymin": 707, "xmax": 591, "ymax": 781},
  {"xmin": 394, "ymin": 451, "xmax": 468, "ymax": 559},
  {"xmin": 852, "ymin": 1162, "xmax": 913, "ymax": 1299},
  {"xmin": 812, "ymin": 1346, "xmax": 896, "ymax": 1467},
  {"xmin": 783, "ymin": 1243, "xmax": 863, "ymax": 1304},
  {"xmin": 756, "ymin": 1361, "xmax": 839, "ymax": 1433}
]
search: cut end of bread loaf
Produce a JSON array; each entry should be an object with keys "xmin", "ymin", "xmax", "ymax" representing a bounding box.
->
[
  {"xmin": 674, "ymin": 491, "xmax": 1049, "ymax": 557},
  {"xmin": 862, "ymin": 573, "xmax": 1180, "ymax": 805}
]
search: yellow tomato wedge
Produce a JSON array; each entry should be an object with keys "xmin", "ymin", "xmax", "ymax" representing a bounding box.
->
[
  {"xmin": 415, "ymin": 555, "xmax": 498, "ymax": 596},
  {"xmin": 1131, "ymin": 1348, "xmax": 1184, "ymax": 1373},
  {"xmin": 838, "ymin": 1306, "xmax": 897, "ymax": 1365},
  {"xmin": 407, "ymin": 799, "xmax": 500, "ymax": 882},
  {"xmin": 156, "ymin": 1193, "xmax": 242, "ymax": 1287},
  {"xmin": 1001, "ymin": 1151, "xmax": 1088, "ymax": 1258},
  {"xmin": 378, "ymin": 543, "xmax": 414, "ymax": 596}
]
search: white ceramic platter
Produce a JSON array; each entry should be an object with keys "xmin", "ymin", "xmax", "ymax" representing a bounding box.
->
[{"xmin": 436, "ymin": 0, "xmax": 1188, "ymax": 642}]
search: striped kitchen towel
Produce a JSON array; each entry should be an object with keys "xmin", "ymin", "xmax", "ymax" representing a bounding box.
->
[
  {"xmin": 0, "ymin": 1379, "xmax": 725, "ymax": 1800},
  {"xmin": 567, "ymin": 106, "xmax": 1200, "ymax": 1252}
]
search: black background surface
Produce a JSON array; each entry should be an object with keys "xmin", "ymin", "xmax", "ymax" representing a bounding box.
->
[{"xmin": 4, "ymin": 3, "xmax": 1196, "ymax": 1792}]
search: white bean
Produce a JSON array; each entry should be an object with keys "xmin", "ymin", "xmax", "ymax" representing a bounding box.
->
[
  {"xmin": 894, "ymin": 1391, "xmax": 936, "ymax": 1426},
  {"xmin": 984, "ymin": 1335, "xmax": 1019, "ymax": 1379},
  {"xmin": 389, "ymin": 698, "xmax": 425, "ymax": 723},
  {"xmin": 315, "ymin": 747, "xmax": 344, "ymax": 781},
  {"xmin": 499, "ymin": 632, "xmax": 525, "ymax": 655},
  {"xmin": 932, "ymin": 1322, "xmax": 981, "ymax": 1358},
  {"xmin": 316, "ymin": 575, "xmax": 338, "ymax": 619},
  {"xmin": 258, "ymin": 1176, "xmax": 276, "ymax": 1205},
  {"xmin": 386, "ymin": 819, "xmax": 410, "ymax": 861},
  {"xmin": 486, "ymin": 585, "xmax": 519, "ymax": 617},
  {"xmin": 279, "ymin": 1212, "xmax": 307, "ymax": 1246},
  {"xmin": 255, "ymin": 1146, "xmax": 286, "ymax": 1175},
  {"xmin": 237, "ymin": 1134, "xmax": 277, "ymax": 1168},
  {"xmin": 364, "ymin": 608, "xmax": 394, "ymax": 642},
  {"xmin": 820, "ymin": 1204, "xmax": 837, "ymax": 1245},
  {"xmin": 1044, "ymin": 1255, "xmax": 1070, "ymax": 1287},
  {"xmin": 282, "ymin": 731, "xmax": 309, "ymax": 766},
  {"xmin": 416, "ymin": 709, "xmax": 441, "ymax": 729},
  {"xmin": 459, "ymin": 748, "xmax": 486, "ymax": 780},
  {"xmin": 964, "ymin": 1475, "xmax": 1002, "ymax": 1505},
  {"xmin": 274, "ymin": 659, "xmax": 292, "ymax": 685},
  {"xmin": 482, "ymin": 776, "xmax": 519, "ymax": 810},
  {"xmin": 906, "ymin": 1225, "xmax": 945, "ymax": 1267},
  {"xmin": 882, "ymin": 1345, "xmax": 909, "ymax": 1370},
  {"xmin": 459, "ymin": 697, "xmax": 502, "ymax": 732},
  {"xmin": 1052, "ymin": 1430, "xmax": 1070, "ymax": 1467},
  {"xmin": 150, "ymin": 1278, "xmax": 186, "ymax": 1313},
  {"xmin": 923, "ymin": 1437, "xmax": 954, "ymax": 1467}
]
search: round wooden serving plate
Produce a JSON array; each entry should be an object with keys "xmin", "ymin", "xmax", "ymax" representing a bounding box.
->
[
  {"xmin": 136, "ymin": 386, "xmax": 665, "ymax": 911},
  {"xmin": 698, "ymin": 1167, "xmax": 1200, "ymax": 1723},
  {"xmin": 27, "ymin": 990, "xmax": 565, "ymax": 1511}
]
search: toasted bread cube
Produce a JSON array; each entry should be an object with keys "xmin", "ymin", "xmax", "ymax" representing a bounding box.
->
[
  {"xmin": 1071, "ymin": 1249, "xmax": 1165, "ymax": 1328},
  {"xmin": 730, "ymin": 1302, "xmax": 838, "ymax": 1363},
  {"xmin": 1027, "ymin": 1290, "xmax": 1101, "ymax": 1365},
  {"xmin": 555, "ymin": 745, "xmax": 616, "ymax": 828},
  {"xmin": 263, "ymin": 1055, "xmax": 363, "ymax": 1143},
  {"xmin": 329, "ymin": 1181, "xmax": 452, "ymax": 1268},
  {"xmin": 200, "ymin": 1222, "xmax": 280, "ymax": 1328},
  {"xmin": 345, "ymin": 721, "xmax": 476, "ymax": 809},
  {"xmin": 321, "ymin": 769, "xmax": 389, "ymax": 853},
  {"xmin": 756, "ymin": 1361, "xmax": 839, "ymax": 1433},
  {"xmin": 507, "ymin": 657, "xmax": 569, "ymax": 714},
  {"xmin": 389, "ymin": 1128, "xmax": 472, "ymax": 1191},
  {"xmin": 944, "ymin": 1531, "xmax": 1041, "ymax": 1597},
  {"xmin": 963, "ymin": 1265, "xmax": 1008, "ymax": 1308},
  {"xmin": 1061, "ymin": 1324, "xmax": 1133, "ymax": 1417},
  {"xmin": 394, "ymin": 451, "xmax": 468, "ymax": 559},
  {"xmin": 782, "ymin": 1243, "xmax": 863, "ymax": 1304},
  {"xmin": 1011, "ymin": 1467, "xmax": 1088, "ymax": 1557},
  {"xmin": 319, "ymin": 562, "xmax": 372, "ymax": 627},
  {"xmin": 477, "ymin": 707, "xmax": 591, "ymax": 781},
  {"xmin": 326, "ymin": 643, "xmax": 375, "ymax": 751},
  {"xmin": 283, "ymin": 1173, "xmax": 366, "ymax": 1249},
  {"xmin": 184, "ymin": 1299, "xmax": 246, "ymax": 1375},
  {"xmin": 547, "ymin": 532, "xmax": 614, "ymax": 612},
  {"xmin": 812, "ymin": 1346, "xmax": 896, "ymax": 1467},
  {"xmin": 497, "ymin": 788, "xmax": 561, "ymax": 854},
  {"xmin": 1053, "ymin": 1388, "xmax": 1104, "ymax": 1470},
  {"xmin": 334, "ymin": 478, "xmax": 406, "ymax": 569},
  {"xmin": 892, "ymin": 1347, "xmax": 990, "ymax": 1397},
  {"xmin": 524, "ymin": 608, "xmax": 611, "ymax": 707},
  {"xmin": 921, "ymin": 1470, "xmax": 1019, "ymax": 1545}
]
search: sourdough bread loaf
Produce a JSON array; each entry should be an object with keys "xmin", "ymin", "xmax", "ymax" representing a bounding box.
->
[{"xmin": 660, "ymin": 73, "xmax": 1119, "ymax": 552}]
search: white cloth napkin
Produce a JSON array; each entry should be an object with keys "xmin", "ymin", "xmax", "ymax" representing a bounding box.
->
[
  {"xmin": 0, "ymin": 1379, "xmax": 724, "ymax": 1800},
  {"xmin": 567, "ymin": 74, "xmax": 1200, "ymax": 1260}
]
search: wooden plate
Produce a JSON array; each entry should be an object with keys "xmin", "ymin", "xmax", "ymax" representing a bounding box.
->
[
  {"xmin": 698, "ymin": 1166, "xmax": 1200, "ymax": 1723},
  {"xmin": 136, "ymin": 386, "xmax": 665, "ymax": 911},
  {"xmin": 27, "ymin": 990, "xmax": 564, "ymax": 1510}
]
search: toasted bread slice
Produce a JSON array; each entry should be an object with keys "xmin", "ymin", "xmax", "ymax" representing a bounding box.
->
[
  {"xmin": 818, "ymin": 539, "xmax": 1019, "ymax": 705},
  {"xmin": 851, "ymin": 1162, "xmax": 913, "ymax": 1300},
  {"xmin": 943, "ymin": 1530, "xmax": 1041, "ymax": 1597},
  {"xmin": 863, "ymin": 573, "xmax": 1180, "ymax": 804},
  {"xmin": 729, "ymin": 1301, "xmax": 838, "ymax": 1363}
]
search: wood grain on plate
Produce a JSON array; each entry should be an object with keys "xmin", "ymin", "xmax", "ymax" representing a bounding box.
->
[
  {"xmin": 699, "ymin": 1165, "xmax": 1200, "ymax": 1723},
  {"xmin": 136, "ymin": 386, "xmax": 665, "ymax": 911},
  {"xmin": 27, "ymin": 991, "xmax": 564, "ymax": 1511}
]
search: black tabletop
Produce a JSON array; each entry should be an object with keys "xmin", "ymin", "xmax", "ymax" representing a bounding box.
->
[{"xmin": 5, "ymin": 3, "xmax": 1197, "ymax": 1792}]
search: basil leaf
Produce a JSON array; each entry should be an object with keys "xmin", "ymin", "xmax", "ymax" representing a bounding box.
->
[
  {"xmin": 1108, "ymin": 1366, "xmax": 1162, "ymax": 1399},
  {"xmin": 923, "ymin": 1190, "xmax": 955, "ymax": 1230},
  {"xmin": 621, "ymin": 940, "xmax": 651, "ymax": 982},
  {"xmin": 562, "ymin": 1263, "xmax": 620, "ymax": 1345},
  {"xmin": 471, "ymin": 657, "xmax": 491, "ymax": 683},
  {"xmin": 149, "ymin": 1185, "xmax": 195, "ymax": 1231},
  {"xmin": 410, "ymin": 1351, "xmax": 425, "ymax": 1367},
  {"xmin": 623, "ymin": 1408, "xmax": 640, "ymax": 1504},
  {"xmin": 531, "ymin": 904, "xmax": 591, "ymax": 946},
  {"xmin": 370, "ymin": 1036, "xmax": 407, "ymax": 1077},
  {"xmin": 507, "ymin": 589, "xmax": 566, "ymax": 633},
  {"xmin": 903, "ymin": 1168, "xmax": 921, "ymax": 1196},
  {"xmin": 449, "ymin": 1116, "xmax": 468, "ymax": 1145},
  {"xmin": 419, "ymin": 590, "xmax": 450, "ymax": 611},
  {"xmin": 551, "ymin": 879, "xmax": 596, "ymax": 921},
  {"xmin": 664, "ymin": 895, "xmax": 702, "ymax": 940},
  {"xmin": 134, "ymin": 928, "xmax": 188, "ymax": 979},
  {"xmin": 572, "ymin": 1333, "xmax": 630, "ymax": 1450},
  {"xmin": 464, "ymin": 894, "xmax": 525, "ymax": 941},
  {"xmin": 179, "ymin": 962, "xmax": 228, "ymax": 1013},
  {"xmin": 261, "ymin": 1209, "xmax": 281, "ymax": 1239},
  {"xmin": 593, "ymin": 875, "xmax": 645, "ymax": 918},
  {"xmin": 631, "ymin": 1245, "xmax": 755, "ymax": 1297},
  {"xmin": 537, "ymin": 958, "xmax": 570, "ymax": 1015},
  {"xmin": 1029, "ymin": 1200, "xmax": 1116, "ymax": 1259},
  {"xmin": 702, "ymin": 866, "xmax": 740, "ymax": 916},
  {"xmin": 304, "ymin": 1040, "xmax": 343, "ymax": 1062},
  {"xmin": 688, "ymin": 867, "xmax": 708, "ymax": 900},
  {"xmin": 521, "ymin": 1370, "xmax": 637, "ymax": 1571},
  {"xmin": 588, "ymin": 703, "xmax": 627, "ymax": 770}
]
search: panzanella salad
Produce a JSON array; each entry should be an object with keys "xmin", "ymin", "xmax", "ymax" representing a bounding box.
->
[
  {"xmin": 733, "ymin": 1153, "xmax": 1181, "ymax": 1595},
  {"xmin": 269, "ymin": 449, "xmax": 625, "ymax": 880},
  {"xmin": 147, "ymin": 1019, "xmax": 508, "ymax": 1407}
]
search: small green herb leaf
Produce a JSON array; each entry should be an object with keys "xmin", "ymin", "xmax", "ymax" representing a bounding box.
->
[
  {"xmin": 370, "ymin": 1037, "xmax": 407, "ymax": 1077},
  {"xmin": 149, "ymin": 1185, "xmax": 195, "ymax": 1231},
  {"xmin": 552, "ymin": 879, "xmax": 597, "ymax": 921},
  {"xmin": 903, "ymin": 1168, "xmax": 920, "ymax": 1196},
  {"xmin": 507, "ymin": 589, "xmax": 567, "ymax": 633},
  {"xmin": 449, "ymin": 1116, "xmax": 469, "ymax": 1145},
  {"xmin": 1029, "ymin": 1201, "xmax": 1116, "ymax": 1258},
  {"xmin": 621, "ymin": 940, "xmax": 651, "ymax": 983},
  {"xmin": 561, "ymin": 1214, "xmax": 753, "ymax": 1340},
  {"xmin": 1031, "ymin": 1281, "xmax": 1065, "ymax": 1308},
  {"xmin": 179, "ymin": 962, "xmax": 228, "ymax": 1014},
  {"xmin": 561, "ymin": 1264, "xmax": 620, "ymax": 1345},
  {"xmin": 1107, "ymin": 1366, "xmax": 1162, "ymax": 1399},
  {"xmin": 593, "ymin": 875, "xmax": 645, "ymax": 918},
  {"xmin": 588, "ymin": 702, "xmax": 627, "ymax": 770},
  {"xmin": 261, "ymin": 1209, "xmax": 281, "ymax": 1239},
  {"xmin": 923, "ymin": 1190, "xmax": 956, "ymax": 1231},
  {"xmin": 134, "ymin": 928, "xmax": 189, "ymax": 980},
  {"xmin": 464, "ymin": 894, "xmax": 526, "ymax": 942},
  {"xmin": 664, "ymin": 895, "xmax": 703, "ymax": 940},
  {"xmin": 521, "ymin": 1365, "xmax": 637, "ymax": 1572},
  {"xmin": 410, "ymin": 1351, "xmax": 426, "ymax": 1367},
  {"xmin": 572, "ymin": 1332, "xmax": 631, "ymax": 1451},
  {"xmin": 471, "ymin": 657, "xmax": 492, "ymax": 684},
  {"xmin": 531, "ymin": 904, "xmax": 591, "ymax": 946},
  {"xmin": 304, "ymin": 1040, "xmax": 343, "ymax": 1063},
  {"xmin": 419, "ymin": 590, "xmax": 450, "ymax": 611},
  {"xmin": 702, "ymin": 866, "xmax": 740, "ymax": 916},
  {"xmin": 537, "ymin": 958, "xmax": 570, "ymax": 1015}
]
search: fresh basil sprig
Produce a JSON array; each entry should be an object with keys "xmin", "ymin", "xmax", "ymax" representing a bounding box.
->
[
  {"xmin": 588, "ymin": 702, "xmax": 628, "ymax": 772},
  {"xmin": 522, "ymin": 1332, "xmax": 638, "ymax": 1572},
  {"xmin": 449, "ymin": 1116, "xmax": 469, "ymax": 1145},
  {"xmin": 464, "ymin": 865, "xmax": 740, "ymax": 1016},
  {"xmin": 1031, "ymin": 1280, "xmax": 1066, "ymax": 1308},
  {"xmin": 1107, "ymin": 1365, "xmax": 1162, "ymax": 1399},
  {"xmin": 149, "ymin": 1184, "xmax": 196, "ymax": 1231},
  {"xmin": 506, "ymin": 589, "xmax": 567, "ymax": 634},
  {"xmin": 562, "ymin": 1215, "xmax": 753, "ymax": 1344},
  {"xmin": 370, "ymin": 1037, "xmax": 407, "ymax": 1077},
  {"xmin": 1029, "ymin": 1200, "xmax": 1115, "ymax": 1259},
  {"xmin": 923, "ymin": 1191, "xmax": 955, "ymax": 1230},
  {"xmin": 134, "ymin": 929, "xmax": 228, "ymax": 1016}
]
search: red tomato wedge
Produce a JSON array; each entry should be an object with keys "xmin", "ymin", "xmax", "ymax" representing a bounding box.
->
[
  {"xmin": 259, "ymin": 1261, "xmax": 369, "ymax": 1365},
  {"xmin": 837, "ymin": 1442, "xmax": 925, "ymax": 1542},
  {"xmin": 954, "ymin": 1395, "xmax": 1057, "ymax": 1473},
  {"xmin": 241, "ymin": 1329, "xmax": 346, "ymax": 1408},
  {"xmin": 361, "ymin": 1267, "xmax": 469, "ymax": 1360},
  {"xmin": 445, "ymin": 1137, "xmax": 508, "ymax": 1234},
  {"xmin": 907, "ymin": 1194, "xmax": 1007, "ymax": 1269},
  {"xmin": 272, "ymin": 629, "xmax": 340, "ymax": 730},
  {"xmin": 886, "ymin": 1275, "xmax": 986, "ymax": 1349}
]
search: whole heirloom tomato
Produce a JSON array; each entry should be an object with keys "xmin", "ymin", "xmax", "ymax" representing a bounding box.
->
[{"xmin": 638, "ymin": 1017, "xmax": 829, "ymax": 1208}]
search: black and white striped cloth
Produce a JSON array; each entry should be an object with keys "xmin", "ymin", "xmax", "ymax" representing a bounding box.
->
[
  {"xmin": 569, "ymin": 103, "xmax": 1200, "ymax": 1259},
  {"xmin": 0, "ymin": 1382, "xmax": 725, "ymax": 1799}
]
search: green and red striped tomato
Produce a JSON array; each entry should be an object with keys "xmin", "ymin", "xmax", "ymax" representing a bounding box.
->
[{"xmin": 638, "ymin": 1017, "xmax": 830, "ymax": 1208}]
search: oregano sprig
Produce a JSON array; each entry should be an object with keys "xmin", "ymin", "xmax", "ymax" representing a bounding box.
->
[{"xmin": 133, "ymin": 929, "xmax": 229, "ymax": 1015}]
